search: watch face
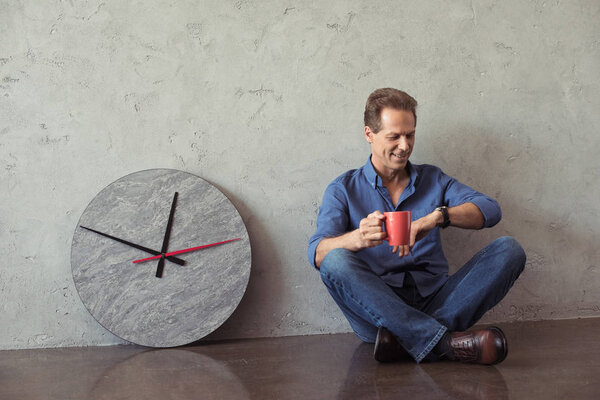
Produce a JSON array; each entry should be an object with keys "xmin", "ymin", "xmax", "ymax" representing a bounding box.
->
[{"xmin": 70, "ymin": 169, "xmax": 251, "ymax": 347}]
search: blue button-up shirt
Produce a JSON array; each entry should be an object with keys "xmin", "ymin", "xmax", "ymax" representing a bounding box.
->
[{"xmin": 308, "ymin": 157, "xmax": 502, "ymax": 297}]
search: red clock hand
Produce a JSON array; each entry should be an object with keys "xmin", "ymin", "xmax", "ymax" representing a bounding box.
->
[{"xmin": 132, "ymin": 238, "xmax": 241, "ymax": 264}]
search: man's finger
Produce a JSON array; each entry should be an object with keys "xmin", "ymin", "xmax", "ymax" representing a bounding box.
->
[
  {"xmin": 370, "ymin": 210, "xmax": 385, "ymax": 218},
  {"xmin": 397, "ymin": 244, "xmax": 410, "ymax": 257},
  {"xmin": 364, "ymin": 219, "xmax": 384, "ymax": 228},
  {"xmin": 409, "ymin": 226, "xmax": 418, "ymax": 248},
  {"xmin": 362, "ymin": 226, "xmax": 385, "ymax": 241},
  {"xmin": 366, "ymin": 231, "xmax": 387, "ymax": 240},
  {"xmin": 361, "ymin": 217, "xmax": 383, "ymax": 229}
]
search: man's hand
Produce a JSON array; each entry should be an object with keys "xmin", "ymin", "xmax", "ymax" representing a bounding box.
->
[
  {"xmin": 391, "ymin": 212, "xmax": 440, "ymax": 257},
  {"xmin": 357, "ymin": 211, "xmax": 387, "ymax": 248}
]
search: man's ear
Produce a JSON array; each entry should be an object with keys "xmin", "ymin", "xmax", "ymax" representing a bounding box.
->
[{"xmin": 365, "ymin": 126, "xmax": 374, "ymax": 143}]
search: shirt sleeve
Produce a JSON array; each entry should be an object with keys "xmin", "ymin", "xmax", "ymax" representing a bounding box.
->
[
  {"xmin": 442, "ymin": 173, "xmax": 502, "ymax": 228},
  {"xmin": 307, "ymin": 181, "xmax": 350, "ymax": 269}
]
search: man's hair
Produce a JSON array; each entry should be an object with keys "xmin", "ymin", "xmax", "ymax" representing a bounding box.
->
[{"xmin": 364, "ymin": 88, "xmax": 418, "ymax": 133}]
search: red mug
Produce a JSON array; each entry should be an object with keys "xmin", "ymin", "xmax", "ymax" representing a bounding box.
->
[{"xmin": 383, "ymin": 211, "xmax": 411, "ymax": 246}]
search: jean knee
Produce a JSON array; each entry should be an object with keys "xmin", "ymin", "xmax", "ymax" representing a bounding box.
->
[
  {"xmin": 494, "ymin": 236, "xmax": 526, "ymax": 273},
  {"xmin": 319, "ymin": 248, "xmax": 355, "ymax": 279}
]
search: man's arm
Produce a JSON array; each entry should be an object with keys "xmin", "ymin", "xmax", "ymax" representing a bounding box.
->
[
  {"xmin": 391, "ymin": 169, "xmax": 501, "ymax": 257},
  {"xmin": 315, "ymin": 211, "xmax": 386, "ymax": 268},
  {"xmin": 393, "ymin": 202, "xmax": 485, "ymax": 257},
  {"xmin": 445, "ymin": 202, "xmax": 485, "ymax": 229},
  {"xmin": 443, "ymin": 173, "xmax": 502, "ymax": 228}
]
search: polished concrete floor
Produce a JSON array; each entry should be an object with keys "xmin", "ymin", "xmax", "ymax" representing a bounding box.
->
[{"xmin": 1, "ymin": 318, "xmax": 598, "ymax": 399}]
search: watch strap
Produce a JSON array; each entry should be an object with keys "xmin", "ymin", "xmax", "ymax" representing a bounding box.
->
[{"xmin": 435, "ymin": 206, "xmax": 450, "ymax": 228}]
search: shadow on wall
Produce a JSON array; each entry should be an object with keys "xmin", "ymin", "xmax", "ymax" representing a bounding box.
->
[
  {"xmin": 435, "ymin": 125, "xmax": 599, "ymax": 321},
  {"xmin": 200, "ymin": 179, "xmax": 285, "ymax": 341}
]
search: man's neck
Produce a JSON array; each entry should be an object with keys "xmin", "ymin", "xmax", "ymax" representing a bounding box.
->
[{"xmin": 372, "ymin": 161, "xmax": 410, "ymax": 187}]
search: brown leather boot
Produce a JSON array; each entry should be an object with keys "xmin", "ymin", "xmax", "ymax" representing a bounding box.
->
[
  {"xmin": 373, "ymin": 327, "xmax": 410, "ymax": 362},
  {"xmin": 447, "ymin": 326, "xmax": 508, "ymax": 365}
]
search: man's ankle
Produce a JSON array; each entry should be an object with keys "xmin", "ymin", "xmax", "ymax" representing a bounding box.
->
[{"xmin": 433, "ymin": 332, "xmax": 454, "ymax": 360}]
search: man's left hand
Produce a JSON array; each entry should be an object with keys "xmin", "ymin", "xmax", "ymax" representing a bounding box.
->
[{"xmin": 392, "ymin": 211, "xmax": 441, "ymax": 257}]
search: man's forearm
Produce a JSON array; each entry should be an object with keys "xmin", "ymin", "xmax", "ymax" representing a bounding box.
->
[
  {"xmin": 444, "ymin": 202, "xmax": 485, "ymax": 229},
  {"xmin": 315, "ymin": 230, "xmax": 362, "ymax": 268},
  {"xmin": 314, "ymin": 211, "xmax": 388, "ymax": 268}
]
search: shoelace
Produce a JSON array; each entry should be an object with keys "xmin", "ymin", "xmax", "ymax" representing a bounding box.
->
[{"xmin": 450, "ymin": 333, "xmax": 480, "ymax": 362}]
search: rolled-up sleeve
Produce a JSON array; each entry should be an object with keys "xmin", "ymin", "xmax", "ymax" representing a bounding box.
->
[
  {"xmin": 442, "ymin": 175, "xmax": 502, "ymax": 228},
  {"xmin": 307, "ymin": 182, "xmax": 350, "ymax": 269}
]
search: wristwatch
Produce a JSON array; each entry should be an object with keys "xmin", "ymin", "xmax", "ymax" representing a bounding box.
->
[{"xmin": 435, "ymin": 206, "xmax": 451, "ymax": 228}]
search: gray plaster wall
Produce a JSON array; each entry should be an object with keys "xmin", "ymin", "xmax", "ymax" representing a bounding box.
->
[{"xmin": 1, "ymin": 0, "xmax": 598, "ymax": 349}]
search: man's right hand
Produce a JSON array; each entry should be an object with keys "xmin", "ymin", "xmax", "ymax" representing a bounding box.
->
[{"xmin": 356, "ymin": 210, "xmax": 387, "ymax": 249}]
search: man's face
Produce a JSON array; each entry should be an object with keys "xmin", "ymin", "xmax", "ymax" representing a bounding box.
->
[{"xmin": 365, "ymin": 108, "xmax": 416, "ymax": 175}]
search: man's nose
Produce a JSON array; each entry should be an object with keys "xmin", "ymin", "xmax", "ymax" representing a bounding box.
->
[{"xmin": 397, "ymin": 136, "xmax": 409, "ymax": 151}]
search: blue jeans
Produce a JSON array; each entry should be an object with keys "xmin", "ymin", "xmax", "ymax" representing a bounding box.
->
[{"xmin": 319, "ymin": 236, "xmax": 526, "ymax": 363}]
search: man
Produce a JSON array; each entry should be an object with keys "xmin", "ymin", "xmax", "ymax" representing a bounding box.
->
[{"xmin": 307, "ymin": 88, "xmax": 526, "ymax": 364}]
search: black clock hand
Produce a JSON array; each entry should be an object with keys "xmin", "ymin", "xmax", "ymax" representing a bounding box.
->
[
  {"xmin": 156, "ymin": 192, "xmax": 178, "ymax": 278},
  {"xmin": 80, "ymin": 226, "xmax": 185, "ymax": 266}
]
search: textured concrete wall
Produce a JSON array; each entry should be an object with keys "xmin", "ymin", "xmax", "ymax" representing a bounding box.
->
[{"xmin": 1, "ymin": 0, "xmax": 598, "ymax": 349}]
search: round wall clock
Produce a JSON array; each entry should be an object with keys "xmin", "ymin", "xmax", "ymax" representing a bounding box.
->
[{"xmin": 70, "ymin": 169, "xmax": 251, "ymax": 347}]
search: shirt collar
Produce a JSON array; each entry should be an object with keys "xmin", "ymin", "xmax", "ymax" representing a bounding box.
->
[{"xmin": 363, "ymin": 156, "xmax": 419, "ymax": 189}]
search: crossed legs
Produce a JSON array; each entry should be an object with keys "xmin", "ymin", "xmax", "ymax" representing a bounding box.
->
[{"xmin": 319, "ymin": 236, "xmax": 526, "ymax": 363}]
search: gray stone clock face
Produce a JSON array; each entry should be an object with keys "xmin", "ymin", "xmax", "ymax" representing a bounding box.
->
[{"xmin": 71, "ymin": 169, "xmax": 251, "ymax": 347}]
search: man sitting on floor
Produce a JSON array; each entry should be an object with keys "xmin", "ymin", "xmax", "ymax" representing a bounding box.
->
[{"xmin": 307, "ymin": 88, "xmax": 526, "ymax": 364}]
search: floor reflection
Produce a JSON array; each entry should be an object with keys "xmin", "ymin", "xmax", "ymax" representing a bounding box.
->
[
  {"xmin": 88, "ymin": 349, "xmax": 249, "ymax": 400},
  {"xmin": 419, "ymin": 363, "xmax": 509, "ymax": 399},
  {"xmin": 0, "ymin": 318, "xmax": 596, "ymax": 399},
  {"xmin": 336, "ymin": 342, "xmax": 508, "ymax": 399}
]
